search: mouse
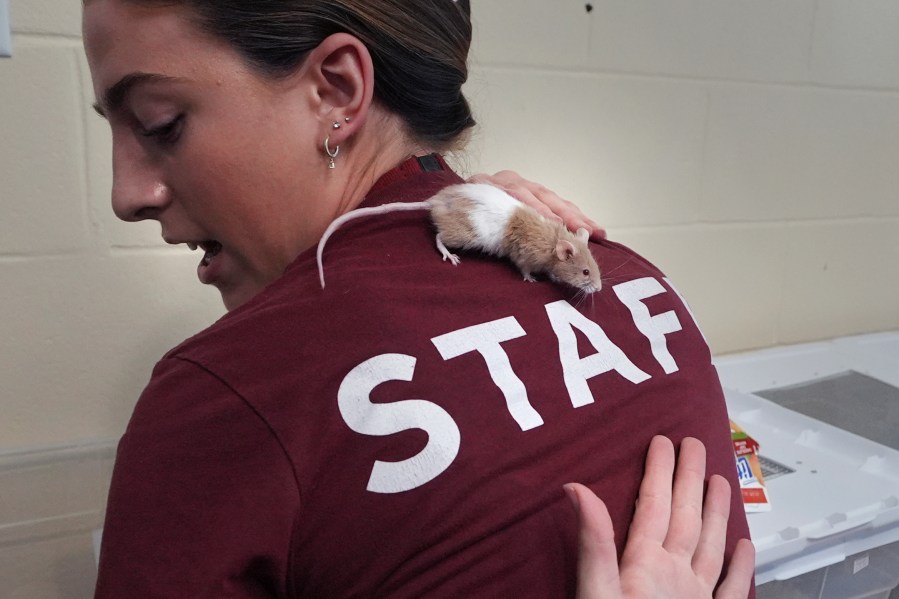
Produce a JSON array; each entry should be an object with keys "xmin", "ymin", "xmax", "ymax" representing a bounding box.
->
[{"xmin": 316, "ymin": 182, "xmax": 602, "ymax": 294}]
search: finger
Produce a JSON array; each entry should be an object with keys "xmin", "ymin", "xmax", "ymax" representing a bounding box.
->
[
  {"xmin": 509, "ymin": 184, "xmax": 604, "ymax": 240},
  {"xmin": 589, "ymin": 224, "xmax": 608, "ymax": 241},
  {"xmin": 468, "ymin": 173, "xmax": 562, "ymax": 222},
  {"xmin": 627, "ymin": 435, "xmax": 676, "ymax": 546},
  {"xmin": 468, "ymin": 169, "xmax": 524, "ymax": 188},
  {"xmin": 507, "ymin": 183, "xmax": 565, "ymax": 225},
  {"xmin": 467, "ymin": 170, "xmax": 525, "ymax": 194},
  {"xmin": 519, "ymin": 186, "xmax": 596, "ymax": 236},
  {"xmin": 714, "ymin": 538, "xmax": 756, "ymax": 599},
  {"xmin": 663, "ymin": 437, "xmax": 707, "ymax": 557},
  {"xmin": 468, "ymin": 171, "xmax": 602, "ymax": 237},
  {"xmin": 564, "ymin": 483, "xmax": 623, "ymax": 599},
  {"xmin": 691, "ymin": 474, "xmax": 732, "ymax": 587}
]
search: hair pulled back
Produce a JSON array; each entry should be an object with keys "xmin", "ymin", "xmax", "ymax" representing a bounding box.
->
[{"xmin": 134, "ymin": 0, "xmax": 476, "ymax": 148}]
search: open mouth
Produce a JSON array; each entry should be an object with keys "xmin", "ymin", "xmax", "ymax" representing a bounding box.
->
[{"xmin": 189, "ymin": 240, "xmax": 222, "ymax": 266}]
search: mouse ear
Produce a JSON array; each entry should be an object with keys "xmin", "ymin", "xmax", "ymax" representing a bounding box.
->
[
  {"xmin": 555, "ymin": 239, "xmax": 577, "ymax": 261},
  {"xmin": 576, "ymin": 227, "xmax": 589, "ymax": 243}
]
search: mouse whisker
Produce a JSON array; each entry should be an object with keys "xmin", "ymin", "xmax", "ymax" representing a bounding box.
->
[
  {"xmin": 598, "ymin": 257, "xmax": 635, "ymax": 281},
  {"xmin": 570, "ymin": 287, "xmax": 593, "ymax": 309},
  {"xmin": 597, "ymin": 275, "xmax": 626, "ymax": 287},
  {"xmin": 590, "ymin": 293, "xmax": 596, "ymax": 314}
]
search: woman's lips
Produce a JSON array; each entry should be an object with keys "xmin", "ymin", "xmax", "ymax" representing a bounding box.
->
[
  {"xmin": 199, "ymin": 240, "xmax": 222, "ymax": 266},
  {"xmin": 196, "ymin": 240, "xmax": 223, "ymax": 284}
]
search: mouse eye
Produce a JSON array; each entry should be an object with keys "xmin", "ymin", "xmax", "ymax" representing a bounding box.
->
[{"xmin": 582, "ymin": 269, "xmax": 590, "ymax": 276}]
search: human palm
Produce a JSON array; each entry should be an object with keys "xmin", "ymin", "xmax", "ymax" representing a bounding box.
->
[{"xmin": 566, "ymin": 436, "xmax": 755, "ymax": 599}]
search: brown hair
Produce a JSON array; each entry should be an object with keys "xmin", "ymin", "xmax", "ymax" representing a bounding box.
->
[{"xmin": 126, "ymin": 0, "xmax": 476, "ymax": 149}]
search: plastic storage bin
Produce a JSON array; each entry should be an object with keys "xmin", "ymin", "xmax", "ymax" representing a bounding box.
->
[
  {"xmin": 755, "ymin": 541, "xmax": 899, "ymax": 599},
  {"xmin": 715, "ymin": 333, "xmax": 899, "ymax": 599}
]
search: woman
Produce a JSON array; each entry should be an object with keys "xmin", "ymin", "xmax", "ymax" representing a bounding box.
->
[{"xmin": 83, "ymin": 0, "xmax": 753, "ymax": 596}]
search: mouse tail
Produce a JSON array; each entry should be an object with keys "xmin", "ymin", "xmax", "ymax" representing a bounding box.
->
[{"xmin": 316, "ymin": 201, "xmax": 433, "ymax": 288}]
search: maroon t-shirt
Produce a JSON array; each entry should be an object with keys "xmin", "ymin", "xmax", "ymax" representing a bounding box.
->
[{"xmin": 95, "ymin": 156, "xmax": 753, "ymax": 598}]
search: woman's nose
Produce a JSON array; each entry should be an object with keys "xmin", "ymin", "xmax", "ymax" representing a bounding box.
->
[{"xmin": 110, "ymin": 140, "xmax": 170, "ymax": 222}]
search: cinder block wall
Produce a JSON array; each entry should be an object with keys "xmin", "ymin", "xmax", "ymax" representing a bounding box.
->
[
  {"xmin": 2, "ymin": 1, "xmax": 898, "ymax": 456},
  {"xmin": 1, "ymin": 0, "xmax": 224, "ymax": 454},
  {"xmin": 466, "ymin": 0, "xmax": 899, "ymax": 356}
]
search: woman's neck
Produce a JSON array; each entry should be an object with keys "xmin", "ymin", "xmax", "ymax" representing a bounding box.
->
[{"xmin": 334, "ymin": 112, "xmax": 434, "ymax": 214}]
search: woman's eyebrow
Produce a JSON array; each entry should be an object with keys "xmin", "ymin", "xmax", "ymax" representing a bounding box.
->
[{"xmin": 92, "ymin": 72, "xmax": 183, "ymax": 118}]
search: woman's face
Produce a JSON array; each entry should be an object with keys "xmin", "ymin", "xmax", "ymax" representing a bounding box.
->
[{"xmin": 83, "ymin": 0, "xmax": 325, "ymax": 310}]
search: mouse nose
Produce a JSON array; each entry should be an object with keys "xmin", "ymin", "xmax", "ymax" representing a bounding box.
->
[{"xmin": 110, "ymin": 139, "xmax": 171, "ymax": 222}]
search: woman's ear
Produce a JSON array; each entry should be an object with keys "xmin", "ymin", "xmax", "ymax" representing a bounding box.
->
[{"xmin": 302, "ymin": 32, "xmax": 374, "ymax": 145}]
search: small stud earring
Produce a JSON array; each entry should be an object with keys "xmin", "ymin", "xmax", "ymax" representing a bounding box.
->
[
  {"xmin": 332, "ymin": 122, "xmax": 341, "ymax": 129},
  {"xmin": 345, "ymin": 117, "xmax": 351, "ymax": 123}
]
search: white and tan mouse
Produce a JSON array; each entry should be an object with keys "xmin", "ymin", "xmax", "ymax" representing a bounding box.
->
[{"xmin": 316, "ymin": 183, "xmax": 602, "ymax": 294}]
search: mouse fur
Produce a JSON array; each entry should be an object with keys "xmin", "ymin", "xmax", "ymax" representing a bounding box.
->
[{"xmin": 317, "ymin": 183, "xmax": 602, "ymax": 294}]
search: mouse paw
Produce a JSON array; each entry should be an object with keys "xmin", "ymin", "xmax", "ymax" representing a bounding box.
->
[
  {"xmin": 522, "ymin": 273, "xmax": 537, "ymax": 282},
  {"xmin": 435, "ymin": 235, "xmax": 461, "ymax": 266},
  {"xmin": 444, "ymin": 253, "xmax": 461, "ymax": 266}
]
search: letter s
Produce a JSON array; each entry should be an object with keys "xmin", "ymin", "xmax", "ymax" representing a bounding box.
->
[{"xmin": 338, "ymin": 353, "xmax": 461, "ymax": 494}]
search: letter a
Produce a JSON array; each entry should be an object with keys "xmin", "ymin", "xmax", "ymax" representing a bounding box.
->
[{"xmin": 545, "ymin": 300, "xmax": 651, "ymax": 408}]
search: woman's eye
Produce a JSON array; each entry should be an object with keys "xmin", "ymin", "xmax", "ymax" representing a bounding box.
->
[{"xmin": 141, "ymin": 115, "xmax": 184, "ymax": 145}]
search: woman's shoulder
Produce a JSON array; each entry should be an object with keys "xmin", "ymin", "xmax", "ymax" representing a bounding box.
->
[{"xmin": 591, "ymin": 237, "xmax": 668, "ymax": 280}]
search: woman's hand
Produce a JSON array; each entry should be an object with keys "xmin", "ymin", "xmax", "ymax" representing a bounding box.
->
[
  {"xmin": 468, "ymin": 171, "xmax": 606, "ymax": 240},
  {"xmin": 565, "ymin": 436, "xmax": 755, "ymax": 599}
]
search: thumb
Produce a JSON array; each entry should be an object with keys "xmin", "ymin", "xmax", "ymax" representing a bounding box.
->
[{"xmin": 565, "ymin": 483, "xmax": 623, "ymax": 599}]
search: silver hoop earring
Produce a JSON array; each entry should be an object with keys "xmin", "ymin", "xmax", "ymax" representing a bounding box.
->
[{"xmin": 324, "ymin": 135, "xmax": 339, "ymax": 169}]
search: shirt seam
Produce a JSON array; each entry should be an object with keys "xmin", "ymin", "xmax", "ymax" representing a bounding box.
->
[{"xmin": 167, "ymin": 354, "xmax": 303, "ymax": 599}]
